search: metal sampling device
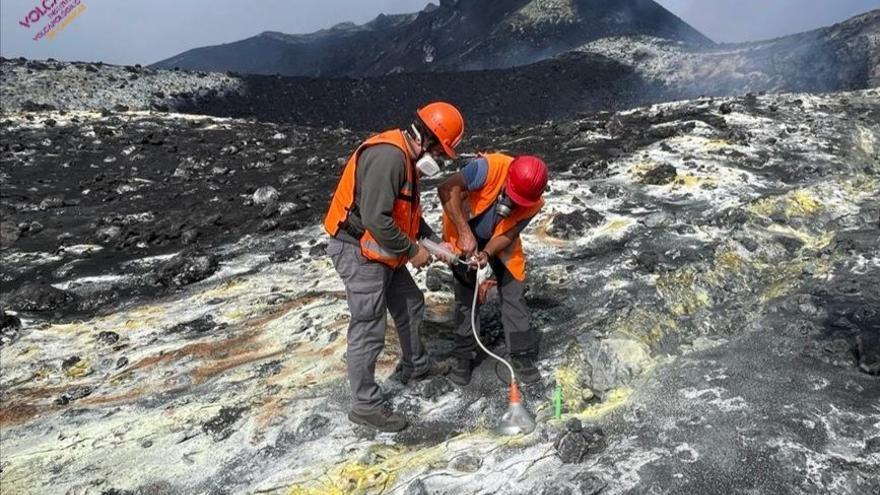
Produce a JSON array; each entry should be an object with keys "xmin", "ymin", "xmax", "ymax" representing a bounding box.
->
[{"xmin": 420, "ymin": 239, "xmax": 536, "ymax": 436}]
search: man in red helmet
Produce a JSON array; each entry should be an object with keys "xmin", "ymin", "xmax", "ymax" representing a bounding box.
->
[
  {"xmin": 324, "ymin": 102, "xmax": 465, "ymax": 431},
  {"xmin": 438, "ymin": 154, "xmax": 548, "ymax": 386}
]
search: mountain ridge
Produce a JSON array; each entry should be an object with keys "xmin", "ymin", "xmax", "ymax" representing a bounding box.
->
[{"xmin": 152, "ymin": 0, "xmax": 712, "ymax": 76}]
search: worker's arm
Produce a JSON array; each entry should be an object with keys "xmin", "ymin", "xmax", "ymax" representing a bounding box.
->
[
  {"xmin": 437, "ymin": 172, "xmax": 471, "ymax": 236},
  {"xmin": 439, "ymin": 157, "xmax": 490, "ymax": 257},
  {"xmin": 357, "ymin": 145, "xmax": 418, "ymax": 257},
  {"xmin": 482, "ymin": 217, "xmax": 534, "ymax": 259}
]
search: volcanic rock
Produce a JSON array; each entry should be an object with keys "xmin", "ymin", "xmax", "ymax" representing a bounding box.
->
[
  {"xmin": 294, "ymin": 414, "xmax": 332, "ymax": 442},
  {"xmin": 252, "ymin": 186, "xmax": 279, "ymax": 206},
  {"xmin": 308, "ymin": 242, "xmax": 327, "ymax": 257},
  {"xmin": 0, "ymin": 309, "xmax": 23, "ymax": 347},
  {"xmin": 857, "ymin": 333, "xmax": 880, "ymax": 375},
  {"xmin": 1, "ymin": 56, "xmax": 879, "ymax": 494},
  {"xmin": 449, "ymin": 454, "xmax": 482, "ymax": 473},
  {"xmin": 563, "ymin": 335, "xmax": 651, "ymax": 395},
  {"xmin": 202, "ymin": 406, "xmax": 245, "ymax": 442},
  {"xmin": 404, "ymin": 480, "xmax": 429, "ymax": 495},
  {"xmin": 269, "ymin": 245, "xmax": 302, "ymax": 263},
  {"xmin": 9, "ymin": 283, "xmax": 78, "ymax": 313},
  {"xmin": 548, "ymin": 208, "xmax": 605, "ymax": 239},
  {"xmin": 425, "ymin": 266, "xmax": 454, "ymax": 292},
  {"xmin": 151, "ymin": 252, "xmax": 219, "ymax": 287},
  {"xmin": 96, "ymin": 331, "xmax": 120, "ymax": 345},
  {"xmin": 415, "ymin": 376, "xmax": 454, "ymax": 400},
  {"xmin": 167, "ymin": 315, "xmax": 220, "ymax": 336},
  {"xmin": 540, "ymin": 472, "xmax": 607, "ymax": 495},
  {"xmin": 554, "ymin": 418, "xmax": 607, "ymax": 464},
  {"xmin": 55, "ymin": 386, "xmax": 93, "ymax": 405},
  {"xmin": 180, "ymin": 229, "xmax": 199, "ymax": 245},
  {"xmin": 641, "ymin": 163, "xmax": 677, "ymax": 185},
  {"xmin": 0, "ymin": 221, "xmax": 20, "ymax": 249}
]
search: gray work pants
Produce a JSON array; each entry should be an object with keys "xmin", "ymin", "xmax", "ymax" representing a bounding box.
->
[
  {"xmin": 452, "ymin": 258, "xmax": 540, "ymax": 361},
  {"xmin": 326, "ymin": 238, "xmax": 430, "ymax": 414}
]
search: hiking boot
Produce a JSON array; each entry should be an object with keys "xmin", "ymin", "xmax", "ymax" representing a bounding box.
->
[
  {"xmin": 449, "ymin": 358, "xmax": 473, "ymax": 386},
  {"xmin": 510, "ymin": 354, "xmax": 542, "ymax": 385},
  {"xmin": 348, "ymin": 405, "xmax": 408, "ymax": 432},
  {"xmin": 410, "ymin": 359, "xmax": 450, "ymax": 383}
]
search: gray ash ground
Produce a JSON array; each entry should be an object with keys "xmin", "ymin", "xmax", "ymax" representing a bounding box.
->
[
  {"xmin": 1, "ymin": 62, "xmax": 879, "ymax": 493},
  {"xmin": 0, "ymin": 109, "xmax": 358, "ymax": 316}
]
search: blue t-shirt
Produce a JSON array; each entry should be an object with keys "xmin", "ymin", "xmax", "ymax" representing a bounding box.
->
[{"xmin": 461, "ymin": 158, "xmax": 497, "ymax": 245}]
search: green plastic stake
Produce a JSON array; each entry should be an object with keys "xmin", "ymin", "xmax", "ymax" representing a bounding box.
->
[{"xmin": 553, "ymin": 384, "xmax": 563, "ymax": 419}]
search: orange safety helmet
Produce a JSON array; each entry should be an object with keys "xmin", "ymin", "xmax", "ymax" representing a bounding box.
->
[
  {"xmin": 416, "ymin": 102, "xmax": 465, "ymax": 159},
  {"xmin": 506, "ymin": 156, "xmax": 548, "ymax": 207}
]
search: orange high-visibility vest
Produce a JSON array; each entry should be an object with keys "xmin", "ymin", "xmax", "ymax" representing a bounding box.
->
[
  {"xmin": 442, "ymin": 153, "xmax": 543, "ymax": 281},
  {"xmin": 324, "ymin": 130, "xmax": 421, "ymax": 269}
]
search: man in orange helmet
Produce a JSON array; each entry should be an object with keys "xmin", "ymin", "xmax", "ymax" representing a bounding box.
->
[
  {"xmin": 438, "ymin": 154, "xmax": 548, "ymax": 387},
  {"xmin": 324, "ymin": 102, "xmax": 465, "ymax": 432}
]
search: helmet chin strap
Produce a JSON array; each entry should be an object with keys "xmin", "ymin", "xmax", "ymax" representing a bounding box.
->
[{"xmin": 406, "ymin": 125, "xmax": 425, "ymax": 157}]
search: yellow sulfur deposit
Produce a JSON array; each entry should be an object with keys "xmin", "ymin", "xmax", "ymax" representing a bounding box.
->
[
  {"xmin": 705, "ymin": 139, "xmax": 730, "ymax": 148},
  {"xmin": 555, "ymin": 364, "xmax": 594, "ymax": 413},
  {"xmin": 656, "ymin": 269, "xmax": 711, "ymax": 316},
  {"xmin": 65, "ymin": 359, "xmax": 91, "ymax": 378},
  {"xmin": 578, "ymin": 387, "xmax": 633, "ymax": 420},
  {"xmin": 783, "ymin": 190, "xmax": 822, "ymax": 217},
  {"xmin": 287, "ymin": 442, "xmax": 447, "ymax": 495},
  {"xmin": 749, "ymin": 188, "xmax": 823, "ymax": 219}
]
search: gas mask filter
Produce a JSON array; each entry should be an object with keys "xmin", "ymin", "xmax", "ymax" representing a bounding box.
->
[
  {"xmin": 416, "ymin": 153, "xmax": 441, "ymax": 178},
  {"xmin": 495, "ymin": 190, "xmax": 514, "ymax": 218}
]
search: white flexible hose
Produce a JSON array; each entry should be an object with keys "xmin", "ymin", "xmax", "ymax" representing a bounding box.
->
[{"xmin": 471, "ymin": 263, "xmax": 517, "ymax": 384}]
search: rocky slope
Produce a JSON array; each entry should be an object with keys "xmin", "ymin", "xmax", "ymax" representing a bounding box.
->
[
  {"xmin": 151, "ymin": 0, "xmax": 710, "ymax": 76},
  {"xmin": 1, "ymin": 82, "xmax": 878, "ymax": 493},
  {"xmin": 578, "ymin": 9, "xmax": 880, "ymax": 97},
  {"xmin": 3, "ymin": 11, "xmax": 877, "ymax": 131}
]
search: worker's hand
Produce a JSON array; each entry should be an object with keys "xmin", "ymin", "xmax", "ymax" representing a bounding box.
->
[
  {"xmin": 471, "ymin": 250, "xmax": 488, "ymax": 268},
  {"xmin": 409, "ymin": 244, "xmax": 433, "ymax": 269},
  {"xmin": 457, "ymin": 230, "xmax": 478, "ymax": 258}
]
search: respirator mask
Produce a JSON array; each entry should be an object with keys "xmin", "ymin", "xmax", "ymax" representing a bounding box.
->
[
  {"xmin": 495, "ymin": 190, "xmax": 514, "ymax": 218},
  {"xmin": 411, "ymin": 123, "xmax": 442, "ymax": 178},
  {"xmin": 416, "ymin": 153, "xmax": 441, "ymax": 178}
]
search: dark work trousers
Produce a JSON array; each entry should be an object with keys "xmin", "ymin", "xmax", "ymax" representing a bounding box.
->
[
  {"xmin": 326, "ymin": 238, "xmax": 430, "ymax": 414},
  {"xmin": 452, "ymin": 257, "xmax": 540, "ymax": 361}
]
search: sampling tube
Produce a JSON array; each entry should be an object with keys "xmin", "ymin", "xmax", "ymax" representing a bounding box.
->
[{"xmin": 420, "ymin": 238, "xmax": 463, "ymax": 265}]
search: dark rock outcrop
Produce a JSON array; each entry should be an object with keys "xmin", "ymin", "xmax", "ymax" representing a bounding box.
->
[
  {"xmin": 548, "ymin": 208, "xmax": 605, "ymax": 239},
  {"xmin": 151, "ymin": 252, "xmax": 219, "ymax": 287},
  {"xmin": 554, "ymin": 418, "xmax": 607, "ymax": 463},
  {"xmin": 9, "ymin": 283, "xmax": 78, "ymax": 313},
  {"xmin": 641, "ymin": 163, "xmax": 677, "ymax": 185}
]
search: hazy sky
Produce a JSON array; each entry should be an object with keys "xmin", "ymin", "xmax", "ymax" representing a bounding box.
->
[{"xmin": 1, "ymin": 0, "xmax": 876, "ymax": 65}]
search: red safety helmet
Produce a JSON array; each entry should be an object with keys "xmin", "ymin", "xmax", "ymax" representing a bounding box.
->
[
  {"xmin": 506, "ymin": 156, "xmax": 548, "ymax": 207},
  {"xmin": 416, "ymin": 102, "xmax": 465, "ymax": 158}
]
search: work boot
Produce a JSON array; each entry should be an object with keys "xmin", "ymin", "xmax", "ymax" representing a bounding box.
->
[
  {"xmin": 510, "ymin": 354, "xmax": 542, "ymax": 385},
  {"xmin": 449, "ymin": 358, "xmax": 473, "ymax": 386},
  {"xmin": 410, "ymin": 359, "xmax": 450, "ymax": 383},
  {"xmin": 348, "ymin": 405, "xmax": 408, "ymax": 432}
]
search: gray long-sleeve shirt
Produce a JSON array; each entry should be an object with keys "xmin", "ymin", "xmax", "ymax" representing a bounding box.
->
[{"xmin": 342, "ymin": 143, "xmax": 436, "ymax": 257}]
